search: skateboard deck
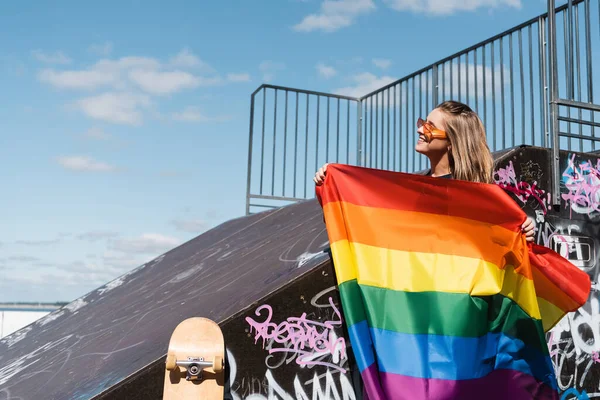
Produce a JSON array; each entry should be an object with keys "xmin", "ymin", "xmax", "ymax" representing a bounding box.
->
[{"xmin": 163, "ymin": 317, "xmax": 225, "ymax": 399}]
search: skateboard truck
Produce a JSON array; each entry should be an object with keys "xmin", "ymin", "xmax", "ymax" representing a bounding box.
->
[{"xmin": 166, "ymin": 355, "xmax": 224, "ymax": 381}]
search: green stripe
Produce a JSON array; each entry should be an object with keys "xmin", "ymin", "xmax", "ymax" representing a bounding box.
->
[{"xmin": 338, "ymin": 280, "xmax": 548, "ymax": 355}]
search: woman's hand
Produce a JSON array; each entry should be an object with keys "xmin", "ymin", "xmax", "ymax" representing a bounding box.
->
[
  {"xmin": 521, "ymin": 217, "xmax": 536, "ymax": 242},
  {"xmin": 313, "ymin": 163, "xmax": 329, "ymax": 186}
]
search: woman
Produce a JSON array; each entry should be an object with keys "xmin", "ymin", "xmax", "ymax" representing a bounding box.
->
[{"xmin": 314, "ymin": 100, "xmax": 536, "ymax": 241}]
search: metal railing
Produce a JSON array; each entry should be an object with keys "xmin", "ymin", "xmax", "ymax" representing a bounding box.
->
[{"xmin": 246, "ymin": 0, "xmax": 600, "ymax": 214}]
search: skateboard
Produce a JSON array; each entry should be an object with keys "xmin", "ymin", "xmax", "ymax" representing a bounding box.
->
[{"xmin": 163, "ymin": 317, "xmax": 225, "ymax": 399}]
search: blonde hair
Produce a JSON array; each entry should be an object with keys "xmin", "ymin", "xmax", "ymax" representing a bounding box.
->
[{"xmin": 435, "ymin": 100, "xmax": 494, "ymax": 184}]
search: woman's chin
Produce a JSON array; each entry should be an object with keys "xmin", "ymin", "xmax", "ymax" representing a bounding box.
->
[{"xmin": 415, "ymin": 142, "xmax": 428, "ymax": 154}]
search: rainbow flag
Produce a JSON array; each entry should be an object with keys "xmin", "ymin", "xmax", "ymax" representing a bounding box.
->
[{"xmin": 315, "ymin": 164, "xmax": 591, "ymax": 400}]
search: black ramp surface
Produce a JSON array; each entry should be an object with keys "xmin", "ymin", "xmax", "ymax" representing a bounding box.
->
[{"xmin": 0, "ymin": 199, "xmax": 331, "ymax": 400}]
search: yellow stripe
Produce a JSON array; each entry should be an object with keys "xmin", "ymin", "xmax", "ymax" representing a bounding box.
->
[
  {"xmin": 330, "ymin": 240, "xmax": 546, "ymax": 320},
  {"xmin": 538, "ymin": 297, "xmax": 568, "ymax": 331}
]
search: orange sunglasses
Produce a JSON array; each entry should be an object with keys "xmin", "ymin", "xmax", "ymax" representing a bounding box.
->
[{"xmin": 417, "ymin": 118, "xmax": 447, "ymax": 142}]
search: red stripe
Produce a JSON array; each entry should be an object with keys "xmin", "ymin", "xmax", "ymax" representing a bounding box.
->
[
  {"xmin": 529, "ymin": 243, "xmax": 591, "ymax": 310},
  {"xmin": 315, "ymin": 164, "xmax": 526, "ymax": 231}
]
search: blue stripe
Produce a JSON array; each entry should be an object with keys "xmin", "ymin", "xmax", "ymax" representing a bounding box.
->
[
  {"xmin": 367, "ymin": 327, "xmax": 557, "ymax": 389},
  {"xmin": 348, "ymin": 322, "xmax": 556, "ymax": 388},
  {"xmin": 347, "ymin": 321, "xmax": 375, "ymax": 373}
]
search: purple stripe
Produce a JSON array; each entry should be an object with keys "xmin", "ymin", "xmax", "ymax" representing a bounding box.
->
[
  {"xmin": 360, "ymin": 363, "xmax": 386, "ymax": 400},
  {"xmin": 378, "ymin": 369, "xmax": 559, "ymax": 400}
]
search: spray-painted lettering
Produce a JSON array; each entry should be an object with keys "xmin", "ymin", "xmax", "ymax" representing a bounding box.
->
[
  {"xmin": 494, "ymin": 161, "xmax": 550, "ymax": 214},
  {"xmin": 246, "ymin": 297, "xmax": 347, "ymax": 373},
  {"xmin": 562, "ymin": 154, "xmax": 600, "ymax": 217}
]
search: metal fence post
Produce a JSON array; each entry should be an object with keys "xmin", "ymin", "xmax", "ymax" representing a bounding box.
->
[
  {"xmin": 432, "ymin": 64, "xmax": 439, "ymax": 107},
  {"xmin": 547, "ymin": 0, "xmax": 561, "ymax": 209},
  {"xmin": 245, "ymin": 90, "xmax": 257, "ymax": 215},
  {"xmin": 357, "ymin": 99, "xmax": 363, "ymax": 166}
]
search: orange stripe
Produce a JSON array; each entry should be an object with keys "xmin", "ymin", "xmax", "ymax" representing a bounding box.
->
[
  {"xmin": 315, "ymin": 164, "xmax": 526, "ymax": 231},
  {"xmin": 323, "ymin": 201, "xmax": 533, "ymax": 280}
]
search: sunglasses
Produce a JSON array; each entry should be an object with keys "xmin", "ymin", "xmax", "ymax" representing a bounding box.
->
[{"xmin": 417, "ymin": 118, "xmax": 448, "ymax": 142}]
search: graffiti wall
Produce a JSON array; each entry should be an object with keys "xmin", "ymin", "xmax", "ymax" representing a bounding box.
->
[
  {"xmin": 494, "ymin": 148, "xmax": 600, "ymax": 400},
  {"xmin": 223, "ymin": 264, "xmax": 362, "ymax": 400}
]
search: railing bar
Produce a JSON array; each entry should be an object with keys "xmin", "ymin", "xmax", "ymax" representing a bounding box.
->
[
  {"xmin": 529, "ymin": 24, "xmax": 535, "ymax": 145},
  {"xmin": 492, "ymin": 41, "xmax": 497, "ymax": 151},
  {"xmin": 568, "ymin": 0, "xmax": 575, "ymax": 100},
  {"xmin": 412, "ymin": 77, "xmax": 416, "ymax": 172},
  {"xmin": 250, "ymin": 194, "xmax": 309, "ymax": 202},
  {"xmin": 245, "ymin": 91, "xmax": 256, "ymax": 216},
  {"xmin": 483, "ymin": 46, "xmax": 487, "ymax": 137},
  {"xmin": 559, "ymin": 131, "xmax": 600, "ymax": 141},
  {"xmin": 465, "ymin": 53, "xmax": 469, "ymax": 106},
  {"xmin": 585, "ymin": 0, "xmax": 595, "ymax": 150},
  {"xmin": 419, "ymin": 74, "xmax": 423, "ymax": 171},
  {"xmin": 393, "ymin": 85, "xmax": 397, "ymax": 171},
  {"xmin": 575, "ymin": 4, "xmax": 583, "ymax": 150},
  {"xmin": 450, "ymin": 59, "xmax": 454, "ymax": 99},
  {"xmin": 510, "ymin": 33, "xmax": 516, "ymax": 146},
  {"xmin": 260, "ymin": 88, "xmax": 266, "ymax": 194},
  {"xmin": 271, "ymin": 89, "xmax": 278, "ymax": 196},
  {"xmin": 564, "ymin": 10, "xmax": 572, "ymax": 151},
  {"xmin": 346, "ymin": 100, "xmax": 350, "ymax": 164},
  {"xmin": 370, "ymin": 96, "xmax": 374, "ymax": 167},
  {"xmin": 253, "ymin": 83, "xmax": 358, "ymax": 101},
  {"xmin": 500, "ymin": 37, "xmax": 506, "ymax": 150},
  {"xmin": 282, "ymin": 90, "xmax": 288, "ymax": 197},
  {"xmin": 376, "ymin": 93, "xmax": 380, "ymax": 169},
  {"xmin": 387, "ymin": 89, "xmax": 391, "ymax": 170},
  {"xmin": 336, "ymin": 98, "xmax": 340, "ymax": 162},
  {"xmin": 405, "ymin": 80, "xmax": 409, "ymax": 172},
  {"xmin": 458, "ymin": 56, "xmax": 461, "ymax": 102},
  {"xmin": 326, "ymin": 97, "xmax": 330, "ymax": 163},
  {"xmin": 539, "ymin": 16, "xmax": 548, "ymax": 147},
  {"xmin": 519, "ymin": 29, "xmax": 525, "ymax": 144},
  {"xmin": 293, "ymin": 92, "xmax": 299, "ymax": 198},
  {"xmin": 315, "ymin": 95, "xmax": 320, "ymax": 175},
  {"xmin": 303, "ymin": 94, "xmax": 309, "ymax": 198},
  {"xmin": 559, "ymin": 115, "xmax": 600, "ymax": 128},
  {"xmin": 475, "ymin": 48, "xmax": 479, "ymax": 115}
]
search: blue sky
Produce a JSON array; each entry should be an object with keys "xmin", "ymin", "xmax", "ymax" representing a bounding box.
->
[{"xmin": 0, "ymin": 0, "xmax": 551, "ymax": 302}]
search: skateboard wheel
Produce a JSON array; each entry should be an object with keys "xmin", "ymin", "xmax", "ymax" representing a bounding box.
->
[
  {"xmin": 166, "ymin": 354, "xmax": 177, "ymax": 370},
  {"xmin": 213, "ymin": 356, "xmax": 223, "ymax": 373}
]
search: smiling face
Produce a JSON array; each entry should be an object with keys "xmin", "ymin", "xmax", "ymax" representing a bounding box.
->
[{"xmin": 415, "ymin": 108, "xmax": 451, "ymax": 156}]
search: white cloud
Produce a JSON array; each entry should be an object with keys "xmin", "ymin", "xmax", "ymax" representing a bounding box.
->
[
  {"xmin": 334, "ymin": 72, "xmax": 396, "ymax": 97},
  {"xmin": 31, "ymin": 50, "xmax": 72, "ymax": 64},
  {"xmin": 110, "ymin": 233, "xmax": 182, "ymax": 254},
  {"xmin": 83, "ymin": 127, "xmax": 112, "ymax": 140},
  {"xmin": 170, "ymin": 218, "xmax": 209, "ymax": 233},
  {"xmin": 316, "ymin": 63, "xmax": 337, "ymax": 79},
  {"xmin": 88, "ymin": 42, "xmax": 113, "ymax": 56},
  {"xmin": 172, "ymin": 106, "xmax": 232, "ymax": 123},
  {"xmin": 294, "ymin": 0, "xmax": 375, "ymax": 32},
  {"xmin": 372, "ymin": 58, "xmax": 392, "ymax": 69},
  {"xmin": 383, "ymin": 0, "xmax": 521, "ymax": 15},
  {"xmin": 227, "ymin": 73, "xmax": 251, "ymax": 82},
  {"xmin": 128, "ymin": 69, "xmax": 204, "ymax": 95},
  {"xmin": 74, "ymin": 92, "xmax": 151, "ymax": 125},
  {"xmin": 169, "ymin": 48, "xmax": 211, "ymax": 70},
  {"xmin": 259, "ymin": 61, "xmax": 285, "ymax": 82},
  {"xmin": 56, "ymin": 155, "xmax": 117, "ymax": 172},
  {"xmin": 38, "ymin": 68, "xmax": 116, "ymax": 90}
]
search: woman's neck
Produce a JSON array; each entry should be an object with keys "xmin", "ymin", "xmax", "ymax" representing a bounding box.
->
[{"xmin": 429, "ymin": 155, "xmax": 451, "ymax": 177}]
